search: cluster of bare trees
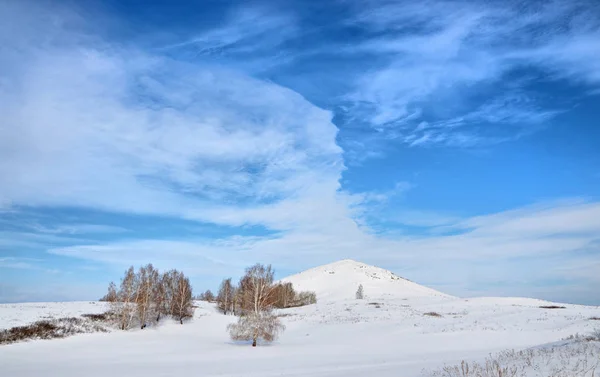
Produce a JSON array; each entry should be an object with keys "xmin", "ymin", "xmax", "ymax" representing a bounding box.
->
[
  {"xmin": 101, "ymin": 264, "xmax": 194, "ymax": 330},
  {"xmin": 196, "ymin": 290, "xmax": 215, "ymax": 302},
  {"xmin": 218, "ymin": 263, "xmax": 317, "ymax": 347},
  {"xmin": 216, "ymin": 270, "xmax": 316, "ymax": 316}
]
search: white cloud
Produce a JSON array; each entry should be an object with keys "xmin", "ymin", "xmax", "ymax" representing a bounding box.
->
[
  {"xmin": 48, "ymin": 199, "xmax": 600, "ymax": 300},
  {"xmin": 0, "ymin": 257, "xmax": 59, "ymax": 274},
  {"xmin": 2, "ymin": 1, "xmax": 599, "ymax": 304},
  {"xmin": 0, "ymin": 1, "xmax": 344, "ymax": 232},
  {"xmin": 31, "ymin": 224, "xmax": 129, "ymax": 235},
  {"xmin": 164, "ymin": 6, "xmax": 297, "ymax": 56},
  {"xmin": 346, "ymin": 0, "xmax": 600, "ymax": 145}
]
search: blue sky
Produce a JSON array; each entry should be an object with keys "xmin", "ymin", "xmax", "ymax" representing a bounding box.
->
[{"xmin": 1, "ymin": 0, "xmax": 599, "ymax": 304}]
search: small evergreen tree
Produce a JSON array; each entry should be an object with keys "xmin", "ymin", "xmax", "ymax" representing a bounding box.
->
[{"xmin": 356, "ymin": 284, "xmax": 364, "ymax": 299}]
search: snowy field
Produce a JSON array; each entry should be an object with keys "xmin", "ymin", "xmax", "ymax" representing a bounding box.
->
[
  {"xmin": 1, "ymin": 260, "xmax": 599, "ymax": 376},
  {"xmin": 0, "ymin": 301, "xmax": 108, "ymax": 330}
]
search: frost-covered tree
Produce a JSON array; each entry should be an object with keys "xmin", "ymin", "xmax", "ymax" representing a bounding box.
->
[
  {"xmin": 227, "ymin": 311, "xmax": 285, "ymax": 347},
  {"xmin": 356, "ymin": 284, "xmax": 364, "ymax": 300},
  {"xmin": 228, "ymin": 263, "xmax": 286, "ymax": 346}
]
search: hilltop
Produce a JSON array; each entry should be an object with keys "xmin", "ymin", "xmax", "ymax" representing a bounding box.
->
[{"xmin": 280, "ymin": 259, "xmax": 451, "ymax": 301}]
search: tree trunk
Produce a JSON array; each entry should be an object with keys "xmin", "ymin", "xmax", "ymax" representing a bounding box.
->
[{"xmin": 252, "ymin": 338, "xmax": 257, "ymax": 347}]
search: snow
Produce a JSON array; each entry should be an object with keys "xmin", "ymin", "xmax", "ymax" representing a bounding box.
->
[
  {"xmin": 1, "ymin": 260, "xmax": 599, "ymax": 377},
  {"xmin": 0, "ymin": 301, "xmax": 108, "ymax": 330},
  {"xmin": 280, "ymin": 259, "xmax": 452, "ymax": 301}
]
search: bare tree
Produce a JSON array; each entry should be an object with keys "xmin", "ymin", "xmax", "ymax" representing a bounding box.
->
[
  {"xmin": 356, "ymin": 284, "xmax": 364, "ymax": 300},
  {"xmin": 103, "ymin": 265, "xmax": 195, "ymax": 329},
  {"xmin": 246, "ymin": 263, "xmax": 276, "ymax": 314},
  {"xmin": 227, "ymin": 311, "xmax": 285, "ymax": 347},
  {"xmin": 136, "ymin": 264, "xmax": 158, "ymax": 329},
  {"xmin": 171, "ymin": 271, "xmax": 194, "ymax": 324},
  {"xmin": 235, "ymin": 274, "xmax": 252, "ymax": 315},
  {"xmin": 217, "ymin": 278, "xmax": 234, "ymax": 314},
  {"xmin": 271, "ymin": 282, "xmax": 296, "ymax": 308},
  {"xmin": 113, "ymin": 266, "xmax": 140, "ymax": 330},
  {"xmin": 162, "ymin": 269, "xmax": 178, "ymax": 318},
  {"xmin": 153, "ymin": 272, "xmax": 167, "ymax": 322},
  {"xmin": 203, "ymin": 289, "xmax": 215, "ymax": 302},
  {"xmin": 232, "ymin": 284, "xmax": 241, "ymax": 316},
  {"xmin": 100, "ymin": 281, "xmax": 118, "ymax": 302}
]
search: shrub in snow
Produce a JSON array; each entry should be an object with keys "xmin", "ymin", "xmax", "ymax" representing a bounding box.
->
[
  {"xmin": 295, "ymin": 291, "xmax": 317, "ymax": 306},
  {"xmin": 355, "ymin": 284, "xmax": 364, "ymax": 299},
  {"xmin": 0, "ymin": 317, "xmax": 108, "ymax": 345},
  {"xmin": 81, "ymin": 312, "xmax": 117, "ymax": 322}
]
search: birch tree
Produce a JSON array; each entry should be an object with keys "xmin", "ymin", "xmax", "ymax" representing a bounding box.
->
[
  {"xmin": 217, "ymin": 278, "xmax": 234, "ymax": 314},
  {"xmin": 101, "ymin": 281, "xmax": 118, "ymax": 302},
  {"xmin": 171, "ymin": 271, "xmax": 193, "ymax": 324},
  {"xmin": 114, "ymin": 266, "xmax": 139, "ymax": 330},
  {"xmin": 227, "ymin": 263, "xmax": 285, "ymax": 346},
  {"xmin": 153, "ymin": 272, "xmax": 167, "ymax": 322},
  {"xmin": 136, "ymin": 264, "xmax": 158, "ymax": 329},
  {"xmin": 247, "ymin": 263, "xmax": 275, "ymax": 314}
]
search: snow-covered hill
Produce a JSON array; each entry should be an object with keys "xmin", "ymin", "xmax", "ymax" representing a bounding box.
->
[
  {"xmin": 2, "ymin": 260, "xmax": 599, "ymax": 377},
  {"xmin": 280, "ymin": 259, "xmax": 451, "ymax": 301}
]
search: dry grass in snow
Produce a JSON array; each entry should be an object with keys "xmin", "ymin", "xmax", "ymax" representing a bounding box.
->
[{"xmin": 426, "ymin": 338, "xmax": 600, "ymax": 377}]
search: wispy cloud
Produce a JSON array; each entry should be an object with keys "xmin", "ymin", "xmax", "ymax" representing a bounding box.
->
[
  {"xmin": 48, "ymin": 199, "xmax": 600, "ymax": 300},
  {"xmin": 343, "ymin": 0, "xmax": 600, "ymax": 146},
  {"xmin": 28, "ymin": 224, "xmax": 129, "ymax": 235},
  {"xmin": 0, "ymin": 257, "xmax": 59, "ymax": 274},
  {"xmin": 1, "ymin": 0, "xmax": 599, "ymax": 304},
  {"xmin": 0, "ymin": 1, "xmax": 344, "ymax": 232},
  {"xmin": 162, "ymin": 5, "xmax": 299, "ymax": 72},
  {"xmin": 156, "ymin": 0, "xmax": 600, "ymax": 152}
]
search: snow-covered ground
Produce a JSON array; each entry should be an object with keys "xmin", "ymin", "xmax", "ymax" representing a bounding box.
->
[
  {"xmin": 1, "ymin": 260, "xmax": 599, "ymax": 376},
  {"xmin": 0, "ymin": 301, "xmax": 108, "ymax": 330}
]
